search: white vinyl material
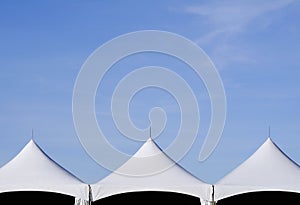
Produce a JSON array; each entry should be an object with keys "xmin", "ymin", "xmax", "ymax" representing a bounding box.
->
[{"xmin": 0, "ymin": 140, "xmax": 89, "ymax": 200}]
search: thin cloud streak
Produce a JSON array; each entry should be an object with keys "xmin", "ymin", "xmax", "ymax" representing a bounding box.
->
[
  {"xmin": 183, "ymin": 0, "xmax": 295, "ymax": 67},
  {"xmin": 185, "ymin": 0, "xmax": 295, "ymax": 44}
]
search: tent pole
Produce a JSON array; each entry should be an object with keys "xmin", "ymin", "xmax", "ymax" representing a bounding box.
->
[
  {"xmin": 212, "ymin": 185, "xmax": 216, "ymax": 205},
  {"xmin": 88, "ymin": 184, "xmax": 92, "ymax": 205}
]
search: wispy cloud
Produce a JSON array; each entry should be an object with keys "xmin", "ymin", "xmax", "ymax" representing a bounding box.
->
[
  {"xmin": 185, "ymin": 0, "xmax": 294, "ymax": 43},
  {"xmin": 183, "ymin": 0, "xmax": 295, "ymax": 67}
]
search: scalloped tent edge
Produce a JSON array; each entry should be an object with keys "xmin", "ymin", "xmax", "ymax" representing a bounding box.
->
[
  {"xmin": 1, "ymin": 137, "xmax": 300, "ymax": 205},
  {"xmin": 90, "ymin": 138, "xmax": 212, "ymax": 203},
  {"xmin": 214, "ymin": 137, "xmax": 300, "ymax": 202},
  {"xmin": 0, "ymin": 139, "xmax": 90, "ymax": 201}
]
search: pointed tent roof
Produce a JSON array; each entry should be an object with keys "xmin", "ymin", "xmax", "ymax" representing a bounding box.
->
[
  {"xmin": 91, "ymin": 138, "xmax": 211, "ymax": 201},
  {"xmin": 0, "ymin": 139, "xmax": 89, "ymax": 200},
  {"xmin": 214, "ymin": 138, "xmax": 300, "ymax": 201}
]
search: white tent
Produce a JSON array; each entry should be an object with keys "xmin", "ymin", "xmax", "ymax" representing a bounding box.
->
[
  {"xmin": 90, "ymin": 138, "xmax": 211, "ymax": 202},
  {"xmin": 214, "ymin": 137, "xmax": 300, "ymax": 202},
  {"xmin": 0, "ymin": 139, "xmax": 89, "ymax": 201}
]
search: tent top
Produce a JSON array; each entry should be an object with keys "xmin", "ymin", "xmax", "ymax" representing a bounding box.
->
[
  {"xmin": 214, "ymin": 137, "xmax": 300, "ymax": 201},
  {"xmin": 91, "ymin": 138, "xmax": 211, "ymax": 201},
  {"xmin": 0, "ymin": 139, "xmax": 88, "ymax": 200}
]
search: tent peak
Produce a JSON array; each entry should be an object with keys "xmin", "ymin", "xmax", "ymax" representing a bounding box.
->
[
  {"xmin": 259, "ymin": 137, "xmax": 277, "ymax": 152},
  {"xmin": 146, "ymin": 137, "xmax": 153, "ymax": 142},
  {"xmin": 266, "ymin": 137, "xmax": 273, "ymax": 143},
  {"xmin": 26, "ymin": 138, "xmax": 41, "ymax": 149},
  {"xmin": 263, "ymin": 137, "xmax": 278, "ymax": 148},
  {"xmin": 28, "ymin": 138, "xmax": 36, "ymax": 144},
  {"xmin": 133, "ymin": 137, "xmax": 161, "ymax": 158}
]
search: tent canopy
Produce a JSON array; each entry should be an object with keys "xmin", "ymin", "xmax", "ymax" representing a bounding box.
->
[
  {"xmin": 214, "ymin": 138, "xmax": 300, "ymax": 201},
  {"xmin": 91, "ymin": 138, "xmax": 211, "ymax": 201},
  {"xmin": 0, "ymin": 139, "xmax": 89, "ymax": 200}
]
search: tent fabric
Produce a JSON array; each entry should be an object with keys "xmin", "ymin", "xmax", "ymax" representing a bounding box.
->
[
  {"xmin": 200, "ymin": 198, "xmax": 216, "ymax": 205},
  {"xmin": 0, "ymin": 139, "xmax": 89, "ymax": 200},
  {"xmin": 75, "ymin": 198, "xmax": 90, "ymax": 205},
  {"xmin": 214, "ymin": 138, "xmax": 300, "ymax": 201},
  {"xmin": 90, "ymin": 138, "xmax": 211, "ymax": 201}
]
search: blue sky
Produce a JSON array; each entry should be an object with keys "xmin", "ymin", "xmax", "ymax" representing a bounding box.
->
[{"xmin": 0, "ymin": 0, "xmax": 300, "ymax": 185}]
